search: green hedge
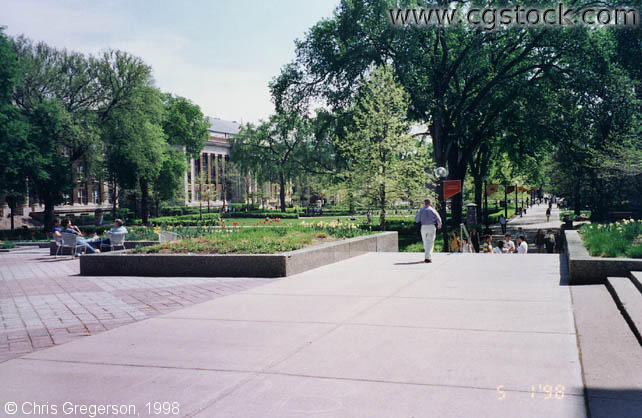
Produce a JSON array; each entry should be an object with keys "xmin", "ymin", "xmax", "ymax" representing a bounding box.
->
[
  {"xmin": 0, "ymin": 228, "xmax": 49, "ymax": 241},
  {"xmin": 159, "ymin": 205, "xmax": 299, "ymax": 217},
  {"xmin": 149, "ymin": 211, "xmax": 299, "ymax": 226},
  {"xmin": 221, "ymin": 211, "xmax": 298, "ymax": 219}
]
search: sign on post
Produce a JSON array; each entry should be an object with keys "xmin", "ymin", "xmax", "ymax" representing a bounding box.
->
[
  {"xmin": 486, "ymin": 184, "xmax": 499, "ymax": 195},
  {"xmin": 443, "ymin": 180, "xmax": 461, "ymax": 200}
]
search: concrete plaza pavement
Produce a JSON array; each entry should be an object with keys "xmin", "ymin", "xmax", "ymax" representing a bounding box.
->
[
  {"xmin": 0, "ymin": 248, "xmax": 265, "ymax": 363},
  {"xmin": 0, "ymin": 251, "xmax": 590, "ymax": 417}
]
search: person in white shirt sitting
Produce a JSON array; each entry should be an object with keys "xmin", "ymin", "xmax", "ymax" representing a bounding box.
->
[
  {"xmin": 493, "ymin": 241, "xmax": 508, "ymax": 254},
  {"xmin": 517, "ymin": 236, "xmax": 528, "ymax": 254},
  {"xmin": 461, "ymin": 237, "xmax": 474, "ymax": 253},
  {"xmin": 504, "ymin": 234, "xmax": 516, "ymax": 253}
]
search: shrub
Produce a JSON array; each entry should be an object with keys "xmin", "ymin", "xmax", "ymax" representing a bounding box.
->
[
  {"xmin": 626, "ymin": 244, "xmax": 642, "ymax": 259},
  {"xmin": 0, "ymin": 241, "xmax": 16, "ymax": 249},
  {"xmin": 580, "ymin": 220, "xmax": 642, "ymax": 258}
]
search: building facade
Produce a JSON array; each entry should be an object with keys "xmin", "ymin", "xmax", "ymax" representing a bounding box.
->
[
  {"xmin": 186, "ymin": 117, "xmax": 239, "ymax": 206},
  {"xmin": 0, "ymin": 117, "xmax": 289, "ymax": 228}
]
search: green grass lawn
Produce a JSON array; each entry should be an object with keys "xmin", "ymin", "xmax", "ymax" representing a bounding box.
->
[
  {"xmin": 579, "ymin": 220, "xmax": 642, "ymax": 258},
  {"xmin": 133, "ymin": 224, "xmax": 371, "ymax": 254}
]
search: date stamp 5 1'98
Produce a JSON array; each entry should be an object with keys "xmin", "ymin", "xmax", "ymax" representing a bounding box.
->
[{"xmin": 497, "ymin": 384, "xmax": 565, "ymax": 400}]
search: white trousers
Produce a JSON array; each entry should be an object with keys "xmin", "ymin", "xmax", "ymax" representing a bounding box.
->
[{"xmin": 420, "ymin": 224, "xmax": 437, "ymax": 260}]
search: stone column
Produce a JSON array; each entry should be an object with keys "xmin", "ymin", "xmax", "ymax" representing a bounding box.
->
[
  {"xmin": 207, "ymin": 153, "xmax": 212, "ymax": 185},
  {"xmin": 190, "ymin": 158, "xmax": 195, "ymax": 204},
  {"xmin": 214, "ymin": 154, "xmax": 220, "ymax": 201},
  {"xmin": 221, "ymin": 156, "xmax": 227, "ymax": 204},
  {"xmin": 184, "ymin": 165, "xmax": 189, "ymax": 205}
]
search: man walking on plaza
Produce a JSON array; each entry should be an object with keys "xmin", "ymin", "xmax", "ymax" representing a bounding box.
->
[{"xmin": 415, "ymin": 198, "xmax": 442, "ymax": 263}]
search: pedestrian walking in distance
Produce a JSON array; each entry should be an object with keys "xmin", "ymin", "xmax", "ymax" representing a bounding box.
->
[
  {"xmin": 546, "ymin": 206, "xmax": 551, "ymax": 222},
  {"xmin": 499, "ymin": 214, "xmax": 507, "ymax": 234},
  {"xmin": 415, "ymin": 198, "xmax": 442, "ymax": 263}
]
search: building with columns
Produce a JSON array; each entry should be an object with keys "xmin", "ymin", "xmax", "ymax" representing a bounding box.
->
[
  {"xmin": 186, "ymin": 117, "xmax": 240, "ymax": 206},
  {"xmin": 186, "ymin": 117, "xmax": 291, "ymax": 209}
]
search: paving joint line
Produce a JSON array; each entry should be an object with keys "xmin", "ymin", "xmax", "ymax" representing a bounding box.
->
[
  {"xmin": 156, "ymin": 316, "xmax": 576, "ymax": 336},
  {"xmin": 16, "ymin": 357, "xmax": 585, "ymax": 399}
]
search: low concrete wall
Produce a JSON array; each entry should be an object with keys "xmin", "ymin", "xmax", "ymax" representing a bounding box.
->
[
  {"xmin": 565, "ymin": 230, "xmax": 642, "ymax": 284},
  {"xmin": 51, "ymin": 240, "xmax": 157, "ymax": 256},
  {"xmin": 79, "ymin": 232, "xmax": 398, "ymax": 278}
]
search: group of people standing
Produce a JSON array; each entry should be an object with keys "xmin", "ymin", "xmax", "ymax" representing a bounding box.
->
[
  {"xmin": 449, "ymin": 230, "xmax": 528, "ymax": 254},
  {"xmin": 415, "ymin": 198, "xmax": 559, "ymax": 262}
]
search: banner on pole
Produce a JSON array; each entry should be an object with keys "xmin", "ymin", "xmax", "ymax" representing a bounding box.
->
[
  {"xmin": 443, "ymin": 180, "xmax": 461, "ymax": 200},
  {"xmin": 486, "ymin": 184, "xmax": 499, "ymax": 196},
  {"xmin": 505, "ymin": 186, "xmax": 515, "ymax": 194}
]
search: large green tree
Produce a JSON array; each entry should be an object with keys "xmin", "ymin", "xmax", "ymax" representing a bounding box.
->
[
  {"xmin": 0, "ymin": 29, "xmax": 31, "ymax": 229},
  {"xmin": 102, "ymin": 85, "xmax": 166, "ymax": 224},
  {"xmin": 152, "ymin": 94, "xmax": 209, "ymax": 214},
  {"xmin": 232, "ymin": 111, "xmax": 314, "ymax": 212},
  {"xmin": 272, "ymin": 0, "xmax": 597, "ymax": 224},
  {"xmin": 339, "ymin": 65, "xmax": 429, "ymax": 228},
  {"xmin": 11, "ymin": 37, "xmax": 102, "ymax": 229}
]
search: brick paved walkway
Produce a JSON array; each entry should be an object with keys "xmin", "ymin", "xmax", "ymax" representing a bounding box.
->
[{"xmin": 0, "ymin": 247, "xmax": 268, "ymax": 362}]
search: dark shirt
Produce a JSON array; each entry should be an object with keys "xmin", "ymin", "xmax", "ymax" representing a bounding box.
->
[
  {"xmin": 62, "ymin": 228, "xmax": 79, "ymax": 236},
  {"xmin": 52, "ymin": 226, "xmax": 63, "ymax": 234}
]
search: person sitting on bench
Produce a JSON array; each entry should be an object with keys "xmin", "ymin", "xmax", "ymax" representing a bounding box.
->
[{"xmin": 62, "ymin": 218, "xmax": 100, "ymax": 254}]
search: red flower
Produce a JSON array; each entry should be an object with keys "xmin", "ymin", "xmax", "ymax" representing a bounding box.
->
[{"xmin": 232, "ymin": 222, "xmax": 238, "ymax": 226}]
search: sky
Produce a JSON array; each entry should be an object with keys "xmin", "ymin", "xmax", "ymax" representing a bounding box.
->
[{"xmin": 2, "ymin": 0, "xmax": 340, "ymax": 123}]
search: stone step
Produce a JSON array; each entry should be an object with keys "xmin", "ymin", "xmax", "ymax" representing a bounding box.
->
[
  {"xmin": 630, "ymin": 271, "xmax": 642, "ymax": 293},
  {"xmin": 571, "ymin": 284, "xmax": 642, "ymax": 417},
  {"xmin": 606, "ymin": 276, "xmax": 642, "ymax": 344}
]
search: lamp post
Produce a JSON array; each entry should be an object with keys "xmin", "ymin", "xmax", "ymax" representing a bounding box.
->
[
  {"xmin": 504, "ymin": 183, "xmax": 508, "ymax": 219},
  {"xmin": 435, "ymin": 167, "xmax": 449, "ymax": 252},
  {"xmin": 513, "ymin": 181, "xmax": 520, "ymax": 217},
  {"xmin": 483, "ymin": 176, "xmax": 489, "ymax": 227}
]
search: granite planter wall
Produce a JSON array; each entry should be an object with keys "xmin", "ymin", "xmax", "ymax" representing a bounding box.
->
[
  {"xmin": 565, "ymin": 230, "xmax": 642, "ymax": 284},
  {"xmin": 79, "ymin": 232, "xmax": 398, "ymax": 278}
]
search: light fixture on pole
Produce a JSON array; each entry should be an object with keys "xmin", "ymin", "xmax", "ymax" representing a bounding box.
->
[{"xmin": 435, "ymin": 167, "xmax": 449, "ymax": 252}]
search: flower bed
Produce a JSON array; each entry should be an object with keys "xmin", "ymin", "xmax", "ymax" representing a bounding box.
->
[
  {"xmin": 134, "ymin": 222, "xmax": 368, "ymax": 255},
  {"xmin": 579, "ymin": 220, "xmax": 642, "ymax": 258},
  {"xmin": 80, "ymin": 231, "xmax": 397, "ymax": 278}
]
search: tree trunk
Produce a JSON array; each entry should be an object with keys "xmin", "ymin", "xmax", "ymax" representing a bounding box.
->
[
  {"xmin": 111, "ymin": 182, "xmax": 118, "ymax": 219},
  {"xmin": 474, "ymin": 177, "xmax": 486, "ymax": 224},
  {"xmin": 43, "ymin": 197, "xmax": 54, "ymax": 233},
  {"xmin": 379, "ymin": 183, "xmax": 386, "ymax": 231},
  {"xmin": 447, "ymin": 151, "xmax": 468, "ymax": 231},
  {"xmin": 279, "ymin": 172, "xmax": 286, "ymax": 213},
  {"xmin": 6, "ymin": 195, "xmax": 17, "ymax": 230},
  {"xmin": 348, "ymin": 189, "xmax": 355, "ymax": 214},
  {"xmin": 140, "ymin": 178, "xmax": 149, "ymax": 225},
  {"xmin": 504, "ymin": 185, "xmax": 508, "ymax": 219}
]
